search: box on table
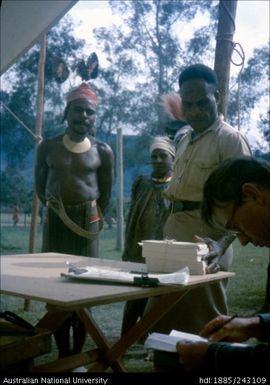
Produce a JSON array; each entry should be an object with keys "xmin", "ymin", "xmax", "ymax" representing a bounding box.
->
[{"xmin": 141, "ymin": 240, "xmax": 208, "ymax": 275}]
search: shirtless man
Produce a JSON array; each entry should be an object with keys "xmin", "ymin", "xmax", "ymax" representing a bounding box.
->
[
  {"xmin": 35, "ymin": 82, "xmax": 113, "ymax": 257},
  {"xmin": 35, "ymin": 82, "xmax": 113, "ymax": 358}
]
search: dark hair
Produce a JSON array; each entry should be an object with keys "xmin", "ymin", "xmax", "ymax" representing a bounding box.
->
[
  {"xmin": 201, "ymin": 156, "xmax": 270, "ymax": 227},
  {"xmin": 164, "ymin": 120, "xmax": 187, "ymax": 140},
  {"xmin": 179, "ymin": 64, "xmax": 218, "ymax": 89}
]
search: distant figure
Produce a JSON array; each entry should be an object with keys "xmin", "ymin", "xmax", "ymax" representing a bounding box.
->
[
  {"xmin": 121, "ymin": 136, "xmax": 175, "ymax": 335},
  {"xmin": 12, "ymin": 205, "xmax": 20, "ymax": 226},
  {"xmin": 39, "ymin": 205, "xmax": 44, "ymax": 225},
  {"xmin": 104, "ymin": 207, "xmax": 115, "ymax": 229}
]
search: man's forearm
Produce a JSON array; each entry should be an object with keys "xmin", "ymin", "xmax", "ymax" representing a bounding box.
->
[
  {"xmin": 206, "ymin": 341, "xmax": 269, "ymax": 375},
  {"xmin": 218, "ymin": 233, "xmax": 236, "ymax": 253}
]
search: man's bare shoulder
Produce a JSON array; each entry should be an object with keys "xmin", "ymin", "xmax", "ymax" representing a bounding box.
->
[
  {"xmin": 93, "ymin": 138, "xmax": 113, "ymax": 156},
  {"xmin": 38, "ymin": 134, "xmax": 64, "ymax": 149}
]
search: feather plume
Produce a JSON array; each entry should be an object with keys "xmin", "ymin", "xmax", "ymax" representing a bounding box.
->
[
  {"xmin": 77, "ymin": 52, "xmax": 99, "ymax": 81},
  {"xmin": 52, "ymin": 56, "xmax": 69, "ymax": 83},
  {"xmin": 160, "ymin": 93, "xmax": 185, "ymax": 121}
]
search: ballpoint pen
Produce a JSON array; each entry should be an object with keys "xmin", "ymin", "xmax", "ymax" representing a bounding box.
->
[{"xmin": 213, "ymin": 314, "xmax": 238, "ymax": 333}]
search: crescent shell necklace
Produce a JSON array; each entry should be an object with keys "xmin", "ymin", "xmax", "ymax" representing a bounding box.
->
[{"xmin": 63, "ymin": 134, "xmax": 91, "ymax": 153}]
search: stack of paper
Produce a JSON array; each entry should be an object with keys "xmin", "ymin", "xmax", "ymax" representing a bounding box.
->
[{"xmin": 141, "ymin": 240, "xmax": 208, "ymax": 275}]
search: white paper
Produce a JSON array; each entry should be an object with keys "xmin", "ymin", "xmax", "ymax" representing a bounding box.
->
[{"xmin": 61, "ymin": 264, "xmax": 189, "ymax": 286}]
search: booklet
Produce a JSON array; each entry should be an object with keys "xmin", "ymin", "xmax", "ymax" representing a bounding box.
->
[
  {"xmin": 144, "ymin": 329, "xmax": 207, "ymax": 352},
  {"xmin": 144, "ymin": 329, "xmax": 247, "ymax": 353}
]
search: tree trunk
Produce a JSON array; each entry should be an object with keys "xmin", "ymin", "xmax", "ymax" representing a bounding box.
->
[
  {"xmin": 214, "ymin": 0, "xmax": 238, "ymax": 119},
  {"xmin": 24, "ymin": 34, "xmax": 46, "ymax": 311}
]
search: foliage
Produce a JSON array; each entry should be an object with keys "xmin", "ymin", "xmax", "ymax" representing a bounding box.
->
[
  {"xmin": 94, "ymin": 0, "xmax": 218, "ymax": 136},
  {"xmin": 0, "ymin": 15, "xmax": 86, "ymax": 207},
  {"xmin": 94, "ymin": 1, "xmax": 268, "ymax": 151},
  {"xmin": 258, "ymin": 109, "xmax": 270, "ymax": 144},
  {"xmin": 1, "ymin": 15, "xmax": 85, "ymax": 169},
  {"xmin": 0, "ymin": 166, "xmax": 32, "ymax": 209},
  {"xmin": 228, "ymin": 44, "xmax": 269, "ymax": 133},
  {"xmin": 1, "ymin": 2, "xmax": 269, "ymax": 208}
]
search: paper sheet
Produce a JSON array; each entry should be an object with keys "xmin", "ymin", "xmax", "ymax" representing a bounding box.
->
[{"xmin": 61, "ymin": 263, "xmax": 189, "ymax": 286}]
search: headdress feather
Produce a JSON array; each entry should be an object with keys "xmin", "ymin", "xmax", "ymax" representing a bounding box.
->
[{"xmin": 160, "ymin": 93, "xmax": 185, "ymax": 121}]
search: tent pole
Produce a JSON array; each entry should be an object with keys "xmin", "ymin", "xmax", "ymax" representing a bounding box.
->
[
  {"xmin": 24, "ymin": 34, "xmax": 46, "ymax": 311},
  {"xmin": 214, "ymin": 0, "xmax": 238, "ymax": 119}
]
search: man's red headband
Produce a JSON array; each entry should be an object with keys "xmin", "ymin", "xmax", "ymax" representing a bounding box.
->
[{"xmin": 66, "ymin": 83, "xmax": 97, "ymax": 109}]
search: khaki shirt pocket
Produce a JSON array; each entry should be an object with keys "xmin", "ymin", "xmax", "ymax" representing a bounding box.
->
[{"xmin": 184, "ymin": 158, "xmax": 219, "ymax": 198}]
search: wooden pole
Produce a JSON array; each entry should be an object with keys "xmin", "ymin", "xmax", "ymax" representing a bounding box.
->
[
  {"xmin": 214, "ymin": 0, "xmax": 238, "ymax": 119},
  {"xmin": 116, "ymin": 127, "xmax": 124, "ymax": 251},
  {"xmin": 24, "ymin": 34, "xmax": 46, "ymax": 311}
]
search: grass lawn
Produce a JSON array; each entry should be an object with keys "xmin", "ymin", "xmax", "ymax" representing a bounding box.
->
[{"xmin": 0, "ymin": 223, "xmax": 269, "ymax": 371}]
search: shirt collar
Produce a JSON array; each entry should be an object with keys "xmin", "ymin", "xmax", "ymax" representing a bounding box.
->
[{"xmin": 190, "ymin": 115, "xmax": 222, "ymax": 142}]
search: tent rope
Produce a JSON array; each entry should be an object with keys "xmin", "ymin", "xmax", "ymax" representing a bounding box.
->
[
  {"xmin": 1, "ymin": 101, "xmax": 42, "ymax": 141},
  {"xmin": 215, "ymin": 0, "xmax": 245, "ymax": 131}
]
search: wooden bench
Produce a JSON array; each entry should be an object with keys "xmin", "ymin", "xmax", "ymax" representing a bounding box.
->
[{"xmin": 0, "ymin": 324, "xmax": 51, "ymax": 373}]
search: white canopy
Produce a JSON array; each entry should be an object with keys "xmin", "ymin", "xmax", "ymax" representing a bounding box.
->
[{"xmin": 1, "ymin": 0, "xmax": 78, "ymax": 75}]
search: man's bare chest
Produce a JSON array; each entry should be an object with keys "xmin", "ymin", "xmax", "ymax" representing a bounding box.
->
[{"xmin": 47, "ymin": 145, "xmax": 101, "ymax": 173}]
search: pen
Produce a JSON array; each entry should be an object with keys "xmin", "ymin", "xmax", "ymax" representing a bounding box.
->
[{"xmin": 213, "ymin": 314, "xmax": 238, "ymax": 333}]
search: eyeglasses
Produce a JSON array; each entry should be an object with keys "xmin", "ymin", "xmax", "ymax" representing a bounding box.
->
[
  {"xmin": 212, "ymin": 201, "xmax": 242, "ymax": 237},
  {"xmin": 224, "ymin": 201, "xmax": 242, "ymax": 236}
]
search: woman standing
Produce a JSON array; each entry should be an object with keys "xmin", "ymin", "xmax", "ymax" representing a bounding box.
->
[{"xmin": 121, "ymin": 136, "xmax": 175, "ymax": 335}]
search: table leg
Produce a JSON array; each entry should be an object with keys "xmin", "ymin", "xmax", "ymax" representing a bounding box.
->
[
  {"xmin": 88, "ymin": 289, "xmax": 191, "ymax": 372},
  {"xmin": 34, "ymin": 289, "xmax": 190, "ymax": 372},
  {"xmin": 36, "ymin": 310, "xmax": 72, "ymax": 332},
  {"xmin": 77, "ymin": 308, "xmax": 127, "ymax": 372}
]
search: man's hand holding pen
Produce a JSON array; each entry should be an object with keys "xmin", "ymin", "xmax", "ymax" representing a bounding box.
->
[
  {"xmin": 176, "ymin": 315, "xmax": 238, "ymax": 371},
  {"xmin": 200, "ymin": 314, "xmax": 261, "ymax": 342},
  {"xmin": 176, "ymin": 314, "xmax": 262, "ymax": 372},
  {"xmin": 200, "ymin": 314, "xmax": 239, "ymax": 341}
]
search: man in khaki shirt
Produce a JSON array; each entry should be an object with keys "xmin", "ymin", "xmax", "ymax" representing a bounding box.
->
[{"xmin": 147, "ymin": 64, "xmax": 252, "ymax": 336}]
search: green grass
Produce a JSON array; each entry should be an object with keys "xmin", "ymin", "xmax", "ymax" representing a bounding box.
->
[
  {"xmin": 0, "ymin": 223, "xmax": 120, "ymax": 257},
  {"xmin": 0, "ymin": 224, "xmax": 269, "ymax": 371},
  {"xmin": 227, "ymin": 239, "xmax": 269, "ymax": 316}
]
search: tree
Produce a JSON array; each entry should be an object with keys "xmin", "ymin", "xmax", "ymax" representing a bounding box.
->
[
  {"xmin": 1, "ymin": 15, "xmax": 85, "ymax": 171},
  {"xmin": 0, "ymin": 15, "xmax": 86, "ymax": 206},
  {"xmin": 94, "ymin": 0, "xmax": 218, "ymax": 137},
  {"xmin": 93, "ymin": 1, "xmax": 268, "ymax": 155},
  {"xmin": 228, "ymin": 45, "xmax": 269, "ymax": 132},
  {"xmin": 259, "ymin": 109, "xmax": 270, "ymax": 144},
  {"xmin": 254, "ymin": 109, "xmax": 270, "ymax": 161},
  {"xmin": 0, "ymin": 166, "xmax": 31, "ymax": 209}
]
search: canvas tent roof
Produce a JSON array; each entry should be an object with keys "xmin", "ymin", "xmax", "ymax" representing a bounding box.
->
[{"xmin": 0, "ymin": 0, "xmax": 78, "ymax": 75}]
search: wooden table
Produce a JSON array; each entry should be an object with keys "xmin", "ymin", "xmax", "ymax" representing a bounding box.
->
[{"xmin": 1, "ymin": 252, "xmax": 234, "ymax": 372}]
